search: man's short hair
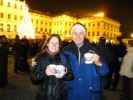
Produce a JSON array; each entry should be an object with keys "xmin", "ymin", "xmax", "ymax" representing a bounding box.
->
[{"xmin": 70, "ymin": 22, "xmax": 87, "ymax": 35}]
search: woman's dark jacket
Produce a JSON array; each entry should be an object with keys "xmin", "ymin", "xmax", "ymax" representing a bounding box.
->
[{"xmin": 31, "ymin": 51, "xmax": 73, "ymax": 100}]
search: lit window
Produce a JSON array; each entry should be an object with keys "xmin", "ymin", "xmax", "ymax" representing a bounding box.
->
[
  {"xmin": 14, "ymin": 4, "xmax": 17, "ymax": 8},
  {"xmin": 7, "ymin": 2, "xmax": 11, "ymax": 7},
  {"xmin": 0, "ymin": 1, "xmax": 3, "ymax": 5},
  {"xmin": 0, "ymin": 23, "xmax": 3, "ymax": 32},
  {"xmin": 0, "ymin": 13, "xmax": 4, "ymax": 18},
  {"xmin": 45, "ymin": 28, "xmax": 47, "ymax": 32},
  {"xmin": 49, "ymin": 29, "xmax": 51, "ymax": 33},
  {"xmin": 14, "ymin": 15, "xmax": 17, "ymax": 20},
  {"xmin": 20, "ymin": 5, "xmax": 23, "ymax": 9},
  {"xmin": 49, "ymin": 22, "xmax": 52, "ymax": 26},
  {"xmin": 36, "ymin": 27, "xmax": 38, "ymax": 32},
  {"xmin": 92, "ymin": 32, "xmax": 95, "ymax": 36},
  {"xmin": 8, "ymin": 14, "xmax": 11, "ymax": 19},
  {"xmin": 7, "ymin": 24, "xmax": 11, "ymax": 32},
  {"xmin": 36, "ymin": 20, "xmax": 38, "ymax": 24},
  {"xmin": 97, "ymin": 22, "xmax": 100, "ymax": 26},
  {"xmin": 97, "ymin": 32, "xmax": 99, "ymax": 36},
  {"xmin": 40, "ymin": 28, "xmax": 43, "ymax": 31},
  {"xmin": 41, "ymin": 21, "xmax": 43, "ymax": 25},
  {"xmin": 88, "ymin": 32, "xmax": 90, "ymax": 36}
]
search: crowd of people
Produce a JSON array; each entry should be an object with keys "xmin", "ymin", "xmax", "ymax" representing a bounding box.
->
[{"xmin": 0, "ymin": 23, "xmax": 133, "ymax": 100}]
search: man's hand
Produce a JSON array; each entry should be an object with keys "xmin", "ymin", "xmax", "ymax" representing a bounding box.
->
[{"xmin": 93, "ymin": 54, "xmax": 102, "ymax": 66}]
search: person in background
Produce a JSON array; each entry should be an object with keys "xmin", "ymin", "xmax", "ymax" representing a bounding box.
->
[
  {"xmin": 63, "ymin": 23, "xmax": 109, "ymax": 100},
  {"xmin": 120, "ymin": 40, "xmax": 133, "ymax": 100},
  {"xmin": 0, "ymin": 35, "xmax": 9, "ymax": 88},
  {"xmin": 31, "ymin": 34, "xmax": 73, "ymax": 100},
  {"xmin": 111, "ymin": 36, "xmax": 127, "ymax": 90}
]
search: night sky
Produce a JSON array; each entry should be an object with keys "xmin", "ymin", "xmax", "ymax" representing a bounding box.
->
[{"xmin": 26, "ymin": 0, "xmax": 133, "ymax": 37}]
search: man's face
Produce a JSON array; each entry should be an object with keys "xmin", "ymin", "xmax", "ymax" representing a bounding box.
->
[{"xmin": 71, "ymin": 24, "xmax": 86, "ymax": 46}]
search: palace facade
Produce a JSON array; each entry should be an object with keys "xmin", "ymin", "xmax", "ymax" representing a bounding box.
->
[{"xmin": 0, "ymin": 0, "xmax": 121, "ymax": 42}]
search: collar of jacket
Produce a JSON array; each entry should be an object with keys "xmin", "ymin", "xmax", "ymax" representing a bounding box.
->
[{"xmin": 64, "ymin": 39, "xmax": 96, "ymax": 60}]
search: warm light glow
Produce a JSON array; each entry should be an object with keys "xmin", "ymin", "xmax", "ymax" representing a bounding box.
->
[
  {"xmin": 94, "ymin": 12, "xmax": 104, "ymax": 17},
  {"xmin": 17, "ymin": 4, "xmax": 35, "ymax": 39},
  {"xmin": 131, "ymin": 33, "xmax": 133, "ymax": 38},
  {"xmin": 93, "ymin": 37, "xmax": 98, "ymax": 43}
]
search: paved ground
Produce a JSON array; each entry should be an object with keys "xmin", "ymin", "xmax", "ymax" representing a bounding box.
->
[{"xmin": 0, "ymin": 55, "xmax": 132, "ymax": 100}]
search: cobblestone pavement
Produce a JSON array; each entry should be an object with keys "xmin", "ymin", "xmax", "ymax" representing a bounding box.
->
[{"xmin": 0, "ymin": 55, "xmax": 132, "ymax": 100}]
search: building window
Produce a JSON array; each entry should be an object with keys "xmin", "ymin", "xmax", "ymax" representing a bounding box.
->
[
  {"xmin": 14, "ymin": 15, "xmax": 17, "ymax": 20},
  {"xmin": 14, "ymin": 4, "xmax": 17, "ymax": 8},
  {"xmin": 103, "ymin": 32, "xmax": 106, "ymax": 36},
  {"xmin": 92, "ymin": 32, "xmax": 95, "ymax": 36},
  {"xmin": 88, "ymin": 32, "xmax": 90, "ymax": 36},
  {"xmin": 49, "ymin": 29, "xmax": 51, "ymax": 33},
  {"xmin": 36, "ymin": 20, "xmax": 38, "ymax": 24},
  {"xmin": 7, "ymin": 24, "xmax": 11, "ymax": 32},
  {"xmin": 0, "ymin": 13, "xmax": 4, "ymax": 18},
  {"xmin": 36, "ymin": 27, "xmax": 38, "ymax": 32},
  {"xmin": 97, "ymin": 32, "xmax": 99, "ymax": 36},
  {"xmin": 45, "ymin": 28, "xmax": 47, "ymax": 32},
  {"xmin": 0, "ymin": 23, "xmax": 3, "ymax": 32},
  {"xmin": 0, "ymin": 1, "xmax": 3, "ymax": 5},
  {"xmin": 8, "ymin": 14, "xmax": 11, "ymax": 19},
  {"xmin": 41, "ymin": 21, "xmax": 43, "ymax": 25},
  {"xmin": 20, "ymin": 5, "xmax": 23, "ymax": 9},
  {"xmin": 93, "ymin": 24, "xmax": 95, "ymax": 27},
  {"xmin": 97, "ymin": 22, "xmax": 100, "ymax": 26},
  {"xmin": 40, "ymin": 28, "xmax": 43, "ymax": 31},
  {"xmin": 49, "ymin": 22, "xmax": 52, "ymax": 26},
  {"xmin": 7, "ymin": 2, "xmax": 11, "ymax": 7}
]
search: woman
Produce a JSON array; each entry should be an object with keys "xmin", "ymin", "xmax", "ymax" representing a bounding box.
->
[{"xmin": 31, "ymin": 34, "xmax": 73, "ymax": 100}]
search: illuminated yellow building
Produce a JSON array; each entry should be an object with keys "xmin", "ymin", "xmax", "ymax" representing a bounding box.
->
[
  {"xmin": 52, "ymin": 14, "xmax": 76, "ymax": 40},
  {"xmin": 0, "ymin": 0, "xmax": 121, "ymax": 42},
  {"xmin": 0, "ymin": 0, "xmax": 25, "ymax": 38},
  {"xmin": 78, "ymin": 16, "xmax": 121, "ymax": 42}
]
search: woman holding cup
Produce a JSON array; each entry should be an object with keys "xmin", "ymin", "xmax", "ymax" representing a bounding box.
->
[{"xmin": 31, "ymin": 34, "xmax": 73, "ymax": 100}]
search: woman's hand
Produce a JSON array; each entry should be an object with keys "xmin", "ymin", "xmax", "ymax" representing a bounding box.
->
[
  {"xmin": 55, "ymin": 66, "xmax": 67, "ymax": 78},
  {"xmin": 45, "ymin": 65, "xmax": 56, "ymax": 76}
]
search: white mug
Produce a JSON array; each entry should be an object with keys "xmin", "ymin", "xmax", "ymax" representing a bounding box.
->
[{"xmin": 84, "ymin": 52, "xmax": 94, "ymax": 64}]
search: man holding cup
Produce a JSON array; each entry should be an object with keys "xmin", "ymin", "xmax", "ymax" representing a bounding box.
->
[{"xmin": 64, "ymin": 23, "xmax": 109, "ymax": 100}]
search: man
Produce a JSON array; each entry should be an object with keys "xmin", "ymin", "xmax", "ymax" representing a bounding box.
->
[{"xmin": 63, "ymin": 23, "xmax": 109, "ymax": 100}]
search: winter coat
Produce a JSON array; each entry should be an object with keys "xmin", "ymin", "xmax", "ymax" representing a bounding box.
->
[
  {"xmin": 0, "ymin": 41, "xmax": 8, "ymax": 87},
  {"xmin": 120, "ymin": 47, "xmax": 133, "ymax": 78},
  {"xmin": 63, "ymin": 40, "xmax": 109, "ymax": 100},
  {"xmin": 31, "ymin": 51, "xmax": 73, "ymax": 100}
]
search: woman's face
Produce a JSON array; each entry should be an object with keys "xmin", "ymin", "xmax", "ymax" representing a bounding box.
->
[{"xmin": 47, "ymin": 37, "xmax": 60, "ymax": 54}]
